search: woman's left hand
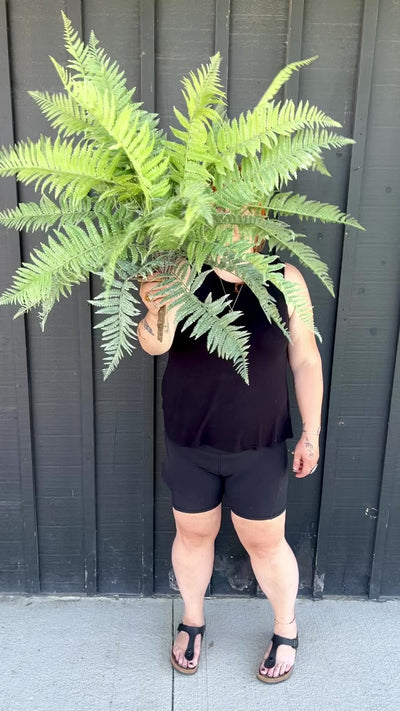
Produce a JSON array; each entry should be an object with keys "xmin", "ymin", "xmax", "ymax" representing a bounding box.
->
[{"xmin": 292, "ymin": 433, "xmax": 320, "ymax": 478}]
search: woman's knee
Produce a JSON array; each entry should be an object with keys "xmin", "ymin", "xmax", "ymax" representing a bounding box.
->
[
  {"xmin": 230, "ymin": 509, "xmax": 286, "ymax": 556},
  {"xmin": 173, "ymin": 504, "xmax": 221, "ymax": 545}
]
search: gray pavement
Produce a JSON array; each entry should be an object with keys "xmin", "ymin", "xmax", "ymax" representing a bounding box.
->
[{"xmin": 0, "ymin": 594, "xmax": 398, "ymax": 711}]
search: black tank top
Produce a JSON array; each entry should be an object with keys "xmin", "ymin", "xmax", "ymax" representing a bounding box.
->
[{"xmin": 161, "ymin": 259, "xmax": 293, "ymax": 452}]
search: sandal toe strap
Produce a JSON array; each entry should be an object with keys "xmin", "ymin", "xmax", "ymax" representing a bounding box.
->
[
  {"xmin": 263, "ymin": 633, "xmax": 299, "ymax": 669},
  {"xmin": 177, "ymin": 623, "xmax": 206, "ymax": 661}
]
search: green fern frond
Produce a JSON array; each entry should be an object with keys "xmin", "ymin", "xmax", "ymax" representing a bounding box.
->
[
  {"xmin": 87, "ymin": 260, "xmax": 141, "ymax": 379},
  {"xmin": 206, "ymin": 244, "xmax": 291, "ymax": 339},
  {"xmin": 256, "ymin": 55, "xmax": 319, "ymax": 106},
  {"xmin": 0, "ymin": 134, "xmax": 139, "ymax": 203},
  {"xmin": 211, "ymin": 213, "xmax": 334, "ymax": 297},
  {"xmin": 100, "ymin": 216, "xmax": 150, "ymax": 295},
  {"xmin": 263, "ymin": 220, "xmax": 335, "ymax": 296},
  {"xmin": 0, "ymin": 221, "xmax": 121, "ymax": 311},
  {"xmin": 28, "ymin": 90, "xmax": 94, "ymax": 139},
  {"xmin": 68, "ymin": 80, "xmax": 170, "ymax": 208},
  {"xmin": 0, "ymin": 194, "xmax": 95, "ymax": 232},
  {"xmin": 265, "ymin": 191, "xmax": 365, "ymax": 229},
  {"xmin": 59, "ymin": 10, "xmax": 91, "ymax": 77},
  {"xmin": 60, "ymin": 11, "xmax": 136, "ymax": 111},
  {"xmin": 47, "ymin": 52, "xmax": 170, "ymax": 208},
  {"xmin": 259, "ymin": 127, "xmax": 354, "ymax": 189},
  {"xmin": 168, "ymin": 53, "xmax": 225, "ymax": 185},
  {"xmin": 214, "ymin": 98, "xmax": 343, "ymax": 170},
  {"xmin": 310, "ymin": 154, "xmax": 332, "ymax": 176}
]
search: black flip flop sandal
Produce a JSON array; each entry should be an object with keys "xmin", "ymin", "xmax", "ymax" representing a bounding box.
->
[
  {"xmin": 170, "ymin": 622, "xmax": 206, "ymax": 675},
  {"xmin": 257, "ymin": 633, "xmax": 299, "ymax": 684}
]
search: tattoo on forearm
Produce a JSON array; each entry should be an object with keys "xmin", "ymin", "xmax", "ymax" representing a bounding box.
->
[
  {"xmin": 144, "ymin": 318, "xmax": 154, "ymax": 336},
  {"xmin": 304, "ymin": 436, "xmax": 315, "ymax": 458}
]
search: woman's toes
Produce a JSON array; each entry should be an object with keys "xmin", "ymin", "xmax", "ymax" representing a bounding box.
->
[{"xmin": 272, "ymin": 665, "xmax": 280, "ymax": 678}]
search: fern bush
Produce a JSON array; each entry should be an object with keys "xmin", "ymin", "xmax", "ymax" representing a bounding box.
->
[{"xmin": 0, "ymin": 10, "xmax": 364, "ymax": 384}]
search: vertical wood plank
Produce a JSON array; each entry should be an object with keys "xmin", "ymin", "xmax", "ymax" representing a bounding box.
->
[
  {"xmin": 369, "ymin": 323, "xmax": 400, "ymax": 598},
  {"xmin": 0, "ymin": 0, "xmax": 39, "ymax": 592},
  {"xmin": 284, "ymin": 0, "xmax": 305, "ymax": 101},
  {"xmin": 214, "ymin": 0, "xmax": 231, "ymax": 92},
  {"xmin": 140, "ymin": 0, "xmax": 156, "ymax": 596},
  {"xmin": 64, "ymin": 0, "xmax": 98, "ymax": 595},
  {"xmin": 313, "ymin": 0, "xmax": 380, "ymax": 599}
]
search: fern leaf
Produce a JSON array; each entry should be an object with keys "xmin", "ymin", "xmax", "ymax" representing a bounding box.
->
[
  {"xmin": 263, "ymin": 220, "xmax": 335, "ymax": 296},
  {"xmin": 28, "ymin": 90, "xmax": 94, "ymax": 139},
  {"xmin": 265, "ymin": 191, "xmax": 365, "ymax": 230},
  {"xmin": 87, "ymin": 260, "xmax": 141, "ymax": 379},
  {"xmin": 0, "ymin": 221, "xmax": 120, "ymax": 312},
  {"xmin": 207, "ymin": 245, "xmax": 291, "ymax": 340},
  {"xmin": 169, "ymin": 53, "xmax": 225, "ymax": 185},
  {"xmin": 0, "ymin": 134, "xmax": 139, "ymax": 203},
  {"xmin": 65, "ymin": 80, "xmax": 170, "ymax": 209},
  {"xmin": 255, "ymin": 127, "xmax": 355, "ymax": 192},
  {"xmin": 0, "ymin": 194, "xmax": 95, "ymax": 232},
  {"xmin": 256, "ymin": 56, "xmax": 319, "ymax": 106},
  {"xmin": 211, "ymin": 213, "xmax": 334, "ymax": 297}
]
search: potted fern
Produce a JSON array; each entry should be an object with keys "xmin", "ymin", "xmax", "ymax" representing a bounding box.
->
[{"xmin": 0, "ymin": 11, "xmax": 363, "ymax": 384}]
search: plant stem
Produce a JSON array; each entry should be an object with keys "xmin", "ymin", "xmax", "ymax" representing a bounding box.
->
[{"xmin": 157, "ymin": 305, "xmax": 167, "ymax": 341}]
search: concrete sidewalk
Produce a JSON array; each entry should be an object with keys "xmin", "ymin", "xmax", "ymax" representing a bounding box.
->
[{"xmin": 0, "ymin": 595, "xmax": 398, "ymax": 711}]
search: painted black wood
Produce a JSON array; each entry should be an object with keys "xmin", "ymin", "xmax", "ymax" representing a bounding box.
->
[
  {"xmin": 0, "ymin": 0, "xmax": 399, "ymax": 598},
  {"xmin": 82, "ymin": 0, "xmax": 153, "ymax": 595},
  {"xmin": 214, "ymin": 0, "xmax": 231, "ymax": 93},
  {"xmin": 314, "ymin": 0, "xmax": 388, "ymax": 598},
  {"xmin": 368, "ymin": 0, "xmax": 400, "ymax": 599},
  {"xmin": 370, "ymin": 323, "xmax": 400, "ymax": 598},
  {"xmin": 65, "ymin": 0, "xmax": 98, "ymax": 597},
  {"xmin": 0, "ymin": 0, "xmax": 39, "ymax": 593},
  {"xmin": 139, "ymin": 0, "xmax": 156, "ymax": 596},
  {"xmin": 285, "ymin": 0, "xmax": 305, "ymax": 100}
]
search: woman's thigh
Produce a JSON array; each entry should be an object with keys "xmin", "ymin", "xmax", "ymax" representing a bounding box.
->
[
  {"xmin": 173, "ymin": 503, "xmax": 222, "ymax": 540},
  {"xmin": 231, "ymin": 509, "xmax": 286, "ymax": 551}
]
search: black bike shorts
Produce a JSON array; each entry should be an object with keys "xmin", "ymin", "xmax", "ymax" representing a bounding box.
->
[{"xmin": 161, "ymin": 434, "xmax": 289, "ymax": 520}]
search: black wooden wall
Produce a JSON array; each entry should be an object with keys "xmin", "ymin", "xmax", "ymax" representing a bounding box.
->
[{"xmin": 0, "ymin": 0, "xmax": 399, "ymax": 598}]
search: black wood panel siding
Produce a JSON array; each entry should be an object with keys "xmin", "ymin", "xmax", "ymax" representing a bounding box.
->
[
  {"xmin": 0, "ymin": 0, "xmax": 39, "ymax": 593},
  {"xmin": 0, "ymin": 0, "xmax": 399, "ymax": 598}
]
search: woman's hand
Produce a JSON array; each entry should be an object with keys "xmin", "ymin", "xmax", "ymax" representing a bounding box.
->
[
  {"xmin": 139, "ymin": 273, "xmax": 165, "ymax": 315},
  {"xmin": 139, "ymin": 260, "xmax": 190, "ymax": 318},
  {"xmin": 137, "ymin": 262, "xmax": 191, "ymax": 351},
  {"xmin": 292, "ymin": 432, "xmax": 320, "ymax": 478}
]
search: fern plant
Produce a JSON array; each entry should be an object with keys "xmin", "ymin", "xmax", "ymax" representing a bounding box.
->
[{"xmin": 0, "ymin": 10, "xmax": 364, "ymax": 384}]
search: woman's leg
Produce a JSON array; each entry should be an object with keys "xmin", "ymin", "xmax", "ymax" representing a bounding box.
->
[
  {"xmin": 171, "ymin": 503, "xmax": 222, "ymax": 669},
  {"xmin": 231, "ymin": 509, "xmax": 299, "ymax": 679}
]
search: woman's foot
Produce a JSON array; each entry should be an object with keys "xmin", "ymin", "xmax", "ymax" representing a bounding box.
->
[
  {"xmin": 171, "ymin": 618, "xmax": 205, "ymax": 671},
  {"xmin": 258, "ymin": 618, "xmax": 298, "ymax": 680}
]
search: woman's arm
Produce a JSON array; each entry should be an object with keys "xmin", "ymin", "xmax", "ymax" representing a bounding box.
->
[
  {"xmin": 137, "ymin": 261, "xmax": 190, "ymax": 356},
  {"xmin": 285, "ymin": 262, "xmax": 323, "ymax": 478},
  {"xmin": 137, "ymin": 308, "xmax": 176, "ymax": 355},
  {"xmin": 137, "ymin": 276, "xmax": 179, "ymax": 355}
]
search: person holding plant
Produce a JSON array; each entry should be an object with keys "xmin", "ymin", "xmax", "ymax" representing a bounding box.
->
[
  {"xmin": 0, "ymin": 13, "xmax": 363, "ymax": 684},
  {"xmin": 137, "ymin": 234, "xmax": 323, "ymax": 684}
]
